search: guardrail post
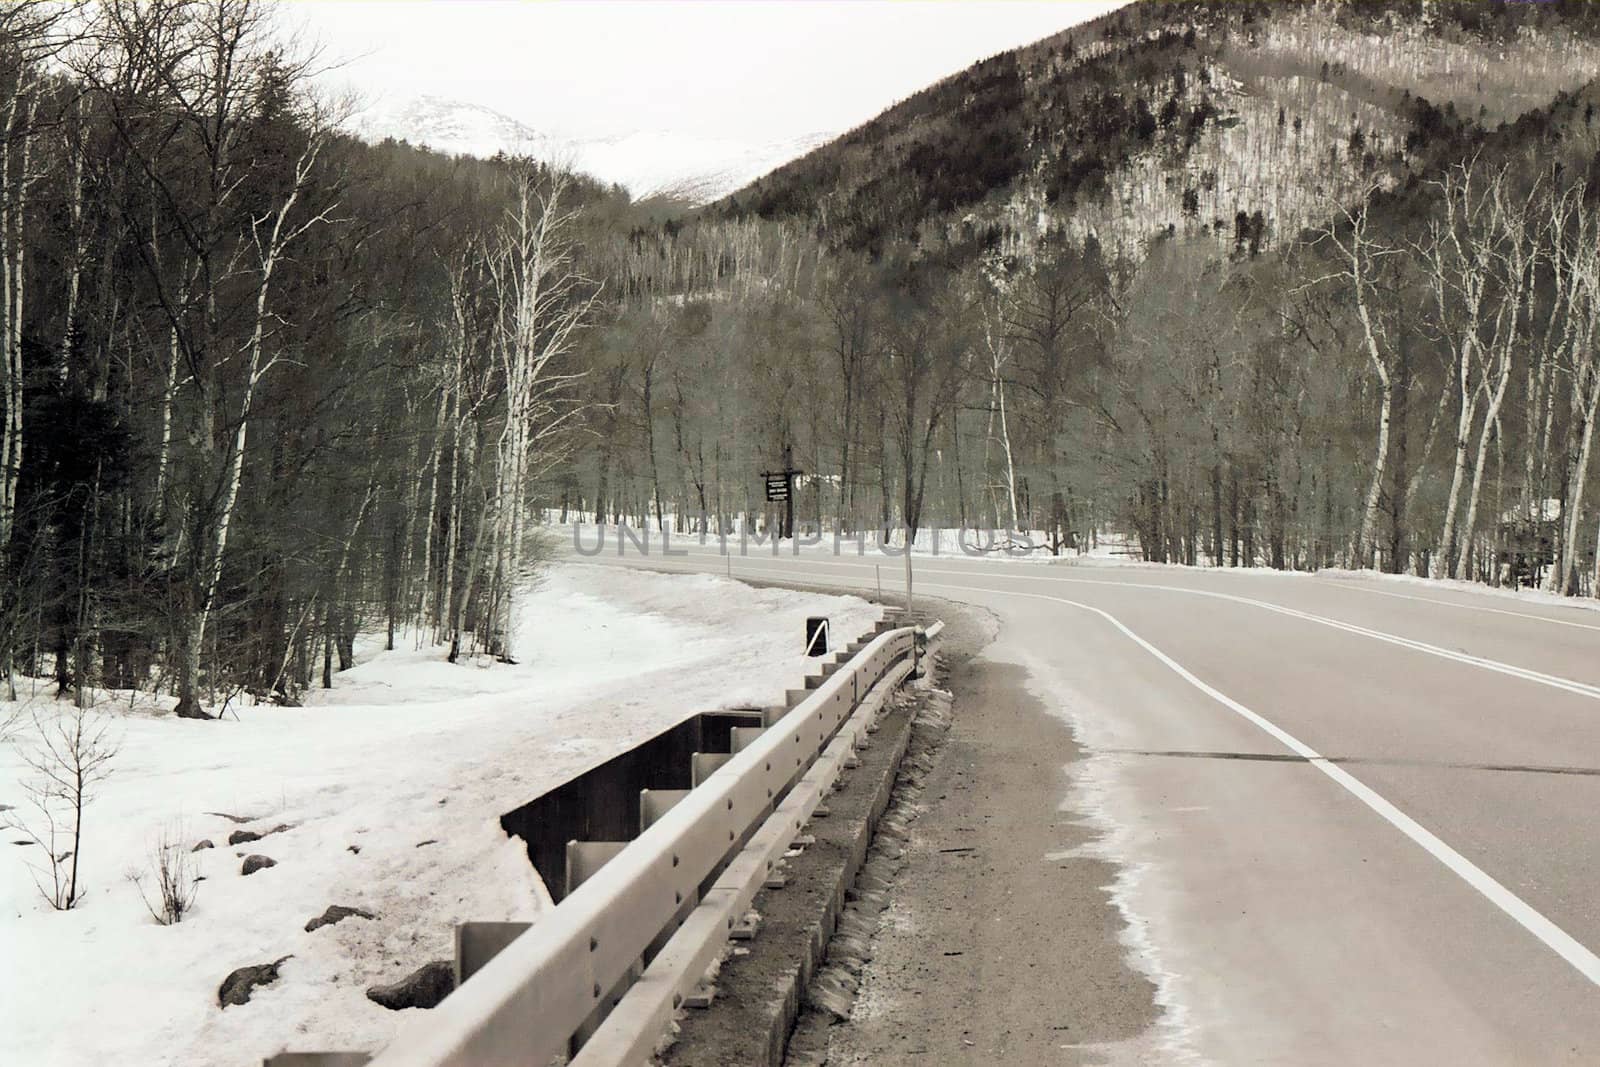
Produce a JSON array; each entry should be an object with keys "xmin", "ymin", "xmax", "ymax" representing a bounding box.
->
[
  {"xmin": 690, "ymin": 751, "xmax": 732, "ymax": 786},
  {"xmin": 454, "ymin": 922, "xmax": 533, "ymax": 987},
  {"xmin": 640, "ymin": 788, "xmax": 691, "ymax": 830},
  {"xmin": 566, "ymin": 840, "xmax": 629, "ymax": 897},
  {"xmin": 729, "ymin": 726, "xmax": 764, "ymax": 753}
]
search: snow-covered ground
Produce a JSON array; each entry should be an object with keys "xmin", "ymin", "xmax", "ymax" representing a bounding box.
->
[{"xmin": 0, "ymin": 564, "xmax": 878, "ymax": 1067}]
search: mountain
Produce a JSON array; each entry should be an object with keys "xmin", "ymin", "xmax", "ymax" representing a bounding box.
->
[
  {"xmin": 716, "ymin": 0, "xmax": 1600, "ymax": 265},
  {"xmin": 349, "ymin": 94, "xmax": 829, "ymax": 203},
  {"xmin": 350, "ymin": 94, "xmax": 561, "ymax": 161}
]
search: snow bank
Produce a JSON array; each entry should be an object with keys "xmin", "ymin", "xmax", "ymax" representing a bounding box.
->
[{"xmin": 0, "ymin": 564, "xmax": 878, "ymax": 1067}]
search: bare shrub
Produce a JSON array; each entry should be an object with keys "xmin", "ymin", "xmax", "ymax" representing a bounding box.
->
[{"xmin": 129, "ymin": 823, "xmax": 200, "ymax": 925}]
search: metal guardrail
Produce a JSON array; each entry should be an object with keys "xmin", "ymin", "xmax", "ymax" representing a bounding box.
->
[
  {"xmin": 574, "ymin": 646, "xmax": 917, "ymax": 1063},
  {"xmin": 346, "ymin": 625, "xmax": 919, "ymax": 1067}
]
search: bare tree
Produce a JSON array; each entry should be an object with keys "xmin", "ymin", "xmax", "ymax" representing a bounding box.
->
[
  {"xmin": 81, "ymin": 0, "xmax": 343, "ymax": 715},
  {"xmin": 5, "ymin": 706, "xmax": 118, "ymax": 910},
  {"xmin": 979, "ymin": 289, "xmax": 1022, "ymax": 531},
  {"xmin": 481, "ymin": 163, "xmax": 594, "ymax": 661},
  {"xmin": 1419, "ymin": 160, "xmax": 1529, "ymax": 579},
  {"xmin": 1544, "ymin": 181, "xmax": 1600, "ymax": 595},
  {"xmin": 818, "ymin": 261, "xmax": 877, "ymax": 531},
  {"xmin": 1311, "ymin": 191, "xmax": 1402, "ymax": 568},
  {"xmin": 0, "ymin": 1, "xmax": 78, "ymax": 693}
]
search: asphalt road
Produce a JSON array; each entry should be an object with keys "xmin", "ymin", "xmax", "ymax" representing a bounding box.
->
[{"xmin": 563, "ymin": 535, "xmax": 1600, "ymax": 1064}]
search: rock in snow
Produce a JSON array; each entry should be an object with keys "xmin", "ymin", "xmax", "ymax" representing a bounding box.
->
[
  {"xmin": 305, "ymin": 905, "xmax": 376, "ymax": 933},
  {"xmin": 229, "ymin": 823, "xmax": 290, "ymax": 846},
  {"xmin": 218, "ymin": 956, "xmax": 292, "ymax": 1008},
  {"xmin": 366, "ymin": 960, "xmax": 455, "ymax": 1010},
  {"xmin": 241, "ymin": 854, "xmax": 276, "ymax": 875}
]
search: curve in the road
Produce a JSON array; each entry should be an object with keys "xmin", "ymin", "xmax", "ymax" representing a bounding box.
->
[{"xmin": 574, "ymin": 552, "xmax": 1600, "ymax": 696}]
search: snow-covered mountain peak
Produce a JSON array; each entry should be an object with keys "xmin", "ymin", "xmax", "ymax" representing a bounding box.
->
[
  {"xmin": 351, "ymin": 93, "xmax": 557, "ymax": 161},
  {"xmin": 346, "ymin": 93, "xmax": 831, "ymax": 204}
]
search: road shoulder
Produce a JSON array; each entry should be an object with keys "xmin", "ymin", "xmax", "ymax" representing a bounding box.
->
[{"xmin": 792, "ymin": 600, "xmax": 1161, "ymax": 1064}]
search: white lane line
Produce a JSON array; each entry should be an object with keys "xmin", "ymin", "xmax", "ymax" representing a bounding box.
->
[
  {"xmin": 1312, "ymin": 579, "xmax": 1600, "ymax": 633},
  {"xmin": 572, "ymin": 551, "xmax": 1600, "ymax": 699},
  {"xmin": 882, "ymin": 567, "xmax": 1600, "ymax": 702},
  {"xmin": 914, "ymin": 580, "xmax": 1600, "ymax": 990},
  {"xmin": 580, "ymin": 553, "xmax": 1600, "ymax": 982},
  {"xmin": 631, "ymin": 549, "xmax": 1600, "ymax": 636},
  {"xmin": 1030, "ymin": 576, "xmax": 1600, "ymax": 702},
  {"xmin": 647, "ymin": 546, "xmax": 1600, "ymax": 633}
]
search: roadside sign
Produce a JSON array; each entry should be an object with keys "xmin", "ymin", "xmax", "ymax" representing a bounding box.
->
[{"xmin": 765, "ymin": 446, "xmax": 802, "ymax": 535}]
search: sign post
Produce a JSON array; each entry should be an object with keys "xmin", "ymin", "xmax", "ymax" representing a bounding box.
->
[
  {"xmin": 905, "ymin": 522, "xmax": 913, "ymax": 616},
  {"xmin": 761, "ymin": 445, "xmax": 802, "ymax": 540}
]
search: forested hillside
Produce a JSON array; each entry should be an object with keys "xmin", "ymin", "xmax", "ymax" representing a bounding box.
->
[
  {"xmin": 2, "ymin": 0, "xmax": 1600, "ymax": 719},
  {"xmin": 569, "ymin": 0, "xmax": 1600, "ymax": 601},
  {"xmin": 724, "ymin": 0, "xmax": 1600, "ymax": 263}
]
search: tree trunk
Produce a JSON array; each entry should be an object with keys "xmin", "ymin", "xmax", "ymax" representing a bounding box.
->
[
  {"xmin": 1455, "ymin": 363, "xmax": 1512, "ymax": 581},
  {"xmin": 1559, "ymin": 383, "xmax": 1599, "ymax": 596},
  {"xmin": 1387, "ymin": 331, "xmax": 1412, "ymax": 573},
  {"xmin": 1356, "ymin": 373, "xmax": 1392, "ymax": 570},
  {"xmin": 1435, "ymin": 376, "xmax": 1479, "ymax": 578}
]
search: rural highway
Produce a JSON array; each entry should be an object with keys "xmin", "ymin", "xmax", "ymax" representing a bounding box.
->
[{"xmin": 562, "ymin": 534, "xmax": 1600, "ymax": 1064}]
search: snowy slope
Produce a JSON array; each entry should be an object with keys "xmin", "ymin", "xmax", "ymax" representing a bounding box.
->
[
  {"xmin": 351, "ymin": 93, "xmax": 562, "ymax": 160},
  {"xmin": 0, "ymin": 564, "xmax": 878, "ymax": 1067},
  {"xmin": 579, "ymin": 128, "xmax": 832, "ymax": 203},
  {"xmin": 350, "ymin": 93, "xmax": 829, "ymax": 203}
]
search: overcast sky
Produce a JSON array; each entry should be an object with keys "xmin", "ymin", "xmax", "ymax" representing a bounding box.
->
[{"xmin": 290, "ymin": 1, "xmax": 1129, "ymax": 141}]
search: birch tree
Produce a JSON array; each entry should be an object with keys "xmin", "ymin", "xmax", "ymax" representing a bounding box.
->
[
  {"xmin": 1421, "ymin": 161, "xmax": 1524, "ymax": 579},
  {"xmin": 1545, "ymin": 182, "xmax": 1600, "ymax": 595},
  {"xmin": 1436, "ymin": 169, "xmax": 1533, "ymax": 580},
  {"xmin": 0, "ymin": 6, "xmax": 60, "ymax": 691},
  {"xmin": 483, "ymin": 163, "xmax": 594, "ymax": 661},
  {"xmin": 1312, "ymin": 193, "xmax": 1401, "ymax": 569},
  {"xmin": 980, "ymin": 290, "xmax": 1022, "ymax": 531}
]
